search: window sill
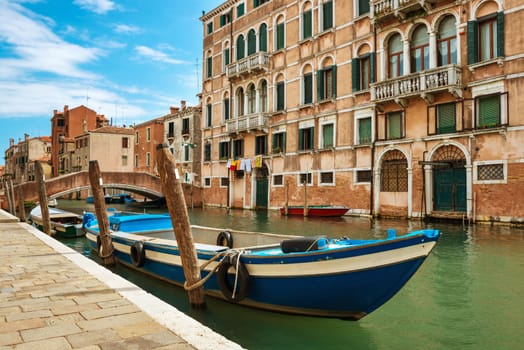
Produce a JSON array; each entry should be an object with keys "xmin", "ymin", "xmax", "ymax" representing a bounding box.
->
[
  {"xmin": 353, "ymin": 88, "xmax": 370, "ymax": 96},
  {"xmin": 318, "ymin": 98, "xmax": 335, "ymax": 105},
  {"xmin": 299, "ymin": 103, "xmax": 314, "ymax": 110},
  {"xmin": 299, "ymin": 37, "xmax": 314, "ymax": 46},
  {"xmin": 468, "ymin": 57, "xmax": 504, "ymax": 72},
  {"xmin": 272, "ymin": 110, "xmax": 286, "ymax": 116},
  {"xmin": 354, "ymin": 143, "xmax": 372, "ymax": 149},
  {"xmin": 318, "ymin": 28, "xmax": 335, "ymax": 38}
]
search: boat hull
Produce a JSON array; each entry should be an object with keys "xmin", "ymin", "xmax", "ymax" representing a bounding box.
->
[
  {"xmin": 84, "ymin": 227, "xmax": 438, "ymax": 319},
  {"xmin": 280, "ymin": 206, "xmax": 349, "ymax": 217},
  {"xmin": 30, "ymin": 206, "xmax": 85, "ymax": 238}
]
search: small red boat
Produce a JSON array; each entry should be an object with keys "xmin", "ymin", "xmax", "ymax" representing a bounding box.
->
[{"xmin": 280, "ymin": 205, "xmax": 349, "ymax": 217}]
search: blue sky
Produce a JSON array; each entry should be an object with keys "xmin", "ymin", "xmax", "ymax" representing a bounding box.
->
[{"xmin": 0, "ymin": 0, "xmax": 224, "ymax": 164}]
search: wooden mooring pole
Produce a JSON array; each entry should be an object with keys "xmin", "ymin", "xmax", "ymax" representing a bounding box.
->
[
  {"xmin": 35, "ymin": 161, "xmax": 51, "ymax": 235},
  {"xmin": 88, "ymin": 160, "xmax": 116, "ymax": 266},
  {"xmin": 16, "ymin": 186, "xmax": 25, "ymax": 222},
  {"xmin": 284, "ymin": 181, "xmax": 289, "ymax": 216},
  {"xmin": 156, "ymin": 143, "xmax": 205, "ymax": 308},
  {"xmin": 303, "ymin": 178, "xmax": 309, "ymax": 217}
]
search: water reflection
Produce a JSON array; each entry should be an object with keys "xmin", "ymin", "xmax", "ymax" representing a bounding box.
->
[{"xmin": 54, "ymin": 200, "xmax": 524, "ymax": 350}]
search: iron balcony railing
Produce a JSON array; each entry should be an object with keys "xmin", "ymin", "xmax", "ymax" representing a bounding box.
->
[
  {"xmin": 226, "ymin": 52, "xmax": 270, "ymax": 79},
  {"xmin": 226, "ymin": 113, "xmax": 270, "ymax": 134},
  {"xmin": 371, "ymin": 65, "xmax": 462, "ymax": 103}
]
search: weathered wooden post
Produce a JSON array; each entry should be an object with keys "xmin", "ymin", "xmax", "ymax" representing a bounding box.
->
[
  {"xmin": 284, "ymin": 181, "xmax": 289, "ymax": 216},
  {"xmin": 156, "ymin": 143, "xmax": 205, "ymax": 308},
  {"xmin": 3, "ymin": 179, "xmax": 13, "ymax": 214},
  {"xmin": 16, "ymin": 186, "xmax": 26, "ymax": 222},
  {"xmin": 35, "ymin": 161, "xmax": 51, "ymax": 235},
  {"xmin": 88, "ymin": 160, "xmax": 116, "ymax": 266}
]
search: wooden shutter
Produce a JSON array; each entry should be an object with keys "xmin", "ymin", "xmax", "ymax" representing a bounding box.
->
[
  {"xmin": 237, "ymin": 3, "xmax": 244, "ymax": 17},
  {"xmin": 497, "ymin": 12, "xmax": 504, "ymax": 57},
  {"xmin": 207, "ymin": 56, "xmax": 212, "ymax": 78},
  {"xmin": 370, "ymin": 52, "xmax": 376, "ymax": 83},
  {"xmin": 304, "ymin": 73, "xmax": 313, "ymax": 104},
  {"xmin": 323, "ymin": 1, "xmax": 333, "ymax": 30},
  {"xmin": 309, "ymin": 127, "xmax": 315, "ymax": 149},
  {"xmin": 303, "ymin": 10, "xmax": 312, "ymax": 39},
  {"xmin": 478, "ymin": 95, "xmax": 500, "ymax": 127},
  {"xmin": 352, "ymin": 58, "xmax": 360, "ymax": 92},
  {"xmin": 277, "ymin": 82, "xmax": 285, "ymax": 111},
  {"xmin": 359, "ymin": 118, "xmax": 371, "ymax": 144},
  {"xmin": 248, "ymin": 30, "xmax": 257, "ymax": 55},
  {"xmin": 388, "ymin": 112, "xmax": 402, "ymax": 139},
  {"xmin": 277, "ymin": 22, "xmax": 285, "ymax": 50},
  {"xmin": 298, "ymin": 129, "xmax": 304, "ymax": 150},
  {"xmin": 467, "ymin": 21, "xmax": 478, "ymax": 64},
  {"xmin": 437, "ymin": 103, "xmax": 456, "ymax": 134},
  {"xmin": 323, "ymin": 124, "xmax": 334, "ymax": 148},
  {"xmin": 317, "ymin": 69, "xmax": 324, "ymax": 101},
  {"xmin": 236, "ymin": 36, "xmax": 245, "ymax": 60},
  {"xmin": 259, "ymin": 24, "xmax": 267, "ymax": 52},
  {"xmin": 331, "ymin": 65, "xmax": 337, "ymax": 98}
]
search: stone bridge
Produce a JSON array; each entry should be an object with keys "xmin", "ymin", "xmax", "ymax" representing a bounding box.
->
[{"xmin": 16, "ymin": 171, "xmax": 165, "ymax": 202}]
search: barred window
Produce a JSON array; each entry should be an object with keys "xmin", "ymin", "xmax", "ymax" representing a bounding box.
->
[
  {"xmin": 220, "ymin": 177, "xmax": 229, "ymax": 187},
  {"xmin": 477, "ymin": 164, "xmax": 504, "ymax": 181},
  {"xmin": 204, "ymin": 178, "xmax": 211, "ymax": 187},
  {"xmin": 300, "ymin": 173, "xmax": 312, "ymax": 185},
  {"xmin": 356, "ymin": 170, "xmax": 372, "ymax": 183},
  {"xmin": 320, "ymin": 172, "xmax": 334, "ymax": 184},
  {"xmin": 381, "ymin": 150, "xmax": 408, "ymax": 192}
]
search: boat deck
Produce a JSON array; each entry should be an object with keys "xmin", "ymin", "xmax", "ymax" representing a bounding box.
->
[{"xmin": 0, "ymin": 209, "xmax": 243, "ymax": 350}]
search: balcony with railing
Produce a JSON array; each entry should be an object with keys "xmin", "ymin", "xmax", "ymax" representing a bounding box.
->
[
  {"xmin": 372, "ymin": 0, "xmax": 433, "ymax": 22},
  {"xmin": 371, "ymin": 65, "xmax": 463, "ymax": 104},
  {"xmin": 226, "ymin": 113, "xmax": 270, "ymax": 134},
  {"xmin": 226, "ymin": 52, "xmax": 270, "ymax": 80}
]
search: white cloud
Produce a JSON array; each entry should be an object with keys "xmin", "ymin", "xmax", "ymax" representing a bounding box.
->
[
  {"xmin": 114, "ymin": 24, "xmax": 142, "ymax": 34},
  {"xmin": 0, "ymin": 1, "xmax": 102, "ymax": 79},
  {"xmin": 73, "ymin": 0, "xmax": 115, "ymax": 15},
  {"xmin": 135, "ymin": 45, "xmax": 187, "ymax": 65}
]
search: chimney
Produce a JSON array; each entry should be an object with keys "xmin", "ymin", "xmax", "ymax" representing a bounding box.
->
[
  {"xmin": 53, "ymin": 109, "xmax": 58, "ymax": 115},
  {"xmin": 64, "ymin": 105, "xmax": 69, "ymax": 112},
  {"xmin": 9, "ymin": 138, "xmax": 14, "ymax": 147},
  {"xmin": 170, "ymin": 106, "xmax": 180, "ymax": 114},
  {"xmin": 181, "ymin": 100, "xmax": 186, "ymax": 110},
  {"xmin": 24, "ymin": 133, "xmax": 29, "ymax": 142}
]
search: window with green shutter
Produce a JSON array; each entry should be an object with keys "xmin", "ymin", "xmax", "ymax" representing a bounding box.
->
[
  {"xmin": 207, "ymin": 22, "xmax": 213, "ymax": 34},
  {"xmin": 437, "ymin": 103, "xmax": 456, "ymax": 134},
  {"xmin": 322, "ymin": 123, "xmax": 334, "ymax": 148},
  {"xmin": 303, "ymin": 9, "xmax": 312, "ymax": 39},
  {"xmin": 219, "ymin": 141, "xmax": 229, "ymax": 159},
  {"xmin": 223, "ymin": 48, "xmax": 230, "ymax": 68},
  {"xmin": 223, "ymin": 98, "xmax": 230, "ymax": 120},
  {"xmin": 248, "ymin": 29, "xmax": 257, "ymax": 56},
  {"xmin": 255, "ymin": 135, "xmax": 267, "ymax": 155},
  {"xmin": 272, "ymin": 132, "xmax": 286, "ymax": 153},
  {"xmin": 204, "ymin": 143, "xmax": 211, "ymax": 161},
  {"xmin": 358, "ymin": 0, "xmax": 370, "ymax": 16},
  {"xmin": 477, "ymin": 94, "xmax": 500, "ymax": 128},
  {"xmin": 236, "ymin": 35, "xmax": 245, "ymax": 60},
  {"xmin": 276, "ymin": 81, "xmax": 285, "ymax": 111},
  {"xmin": 318, "ymin": 65, "xmax": 337, "ymax": 100},
  {"xmin": 387, "ymin": 111, "xmax": 403, "ymax": 140},
  {"xmin": 259, "ymin": 23, "xmax": 267, "ymax": 52},
  {"xmin": 358, "ymin": 117, "xmax": 372, "ymax": 144},
  {"xmin": 206, "ymin": 103, "xmax": 212, "ymax": 127},
  {"xmin": 303, "ymin": 73, "xmax": 313, "ymax": 104},
  {"xmin": 276, "ymin": 22, "xmax": 285, "ymax": 50},
  {"xmin": 237, "ymin": 3, "xmax": 244, "ymax": 17},
  {"xmin": 233, "ymin": 139, "xmax": 244, "ymax": 157},
  {"xmin": 206, "ymin": 56, "xmax": 212, "ymax": 78},
  {"xmin": 298, "ymin": 127, "xmax": 314, "ymax": 151},
  {"xmin": 322, "ymin": 1, "xmax": 333, "ymax": 31}
]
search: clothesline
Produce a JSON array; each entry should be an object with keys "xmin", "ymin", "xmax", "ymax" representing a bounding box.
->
[{"xmin": 226, "ymin": 155, "xmax": 263, "ymax": 173}]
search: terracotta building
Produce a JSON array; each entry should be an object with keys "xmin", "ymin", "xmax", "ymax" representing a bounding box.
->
[
  {"xmin": 134, "ymin": 116, "xmax": 165, "ymax": 175},
  {"xmin": 200, "ymin": 0, "xmax": 524, "ymax": 223},
  {"xmin": 50, "ymin": 105, "xmax": 107, "ymax": 177}
]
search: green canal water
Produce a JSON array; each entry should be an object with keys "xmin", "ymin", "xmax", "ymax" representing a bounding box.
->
[{"xmin": 55, "ymin": 200, "xmax": 524, "ymax": 350}]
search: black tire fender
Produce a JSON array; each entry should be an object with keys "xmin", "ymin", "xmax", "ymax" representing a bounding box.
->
[
  {"xmin": 130, "ymin": 241, "xmax": 146, "ymax": 267},
  {"xmin": 216, "ymin": 255, "xmax": 250, "ymax": 302},
  {"xmin": 216, "ymin": 230, "xmax": 233, "ymax": 248}
]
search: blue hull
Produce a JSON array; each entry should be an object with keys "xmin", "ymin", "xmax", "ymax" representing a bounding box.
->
[{"xmin": 85, "ymin": 226, "xmax": 439, "ymax": 319}]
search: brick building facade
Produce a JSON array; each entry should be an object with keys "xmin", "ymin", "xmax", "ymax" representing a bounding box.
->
[{"xmin": 199, "ymin": 0, "xmax": 524, "ymax": 223}]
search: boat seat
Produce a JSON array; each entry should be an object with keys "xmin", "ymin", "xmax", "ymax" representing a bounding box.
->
[{"xmin": 280, "ymin": 237, "xmax": 327, "ymax": 253}]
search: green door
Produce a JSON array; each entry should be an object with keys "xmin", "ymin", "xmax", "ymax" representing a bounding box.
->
[
  {"xmin": 255, "ymin": 178, "xmax": 268, "ymax": 209},
  {"xmin": 433, "ymin": 166, "xmax": 466, "ymax": 212}
]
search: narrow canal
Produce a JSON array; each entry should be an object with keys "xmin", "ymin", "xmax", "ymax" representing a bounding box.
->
[{"xmin": 55, "ymin": 200, "xmax": 523, "ymax": 350}]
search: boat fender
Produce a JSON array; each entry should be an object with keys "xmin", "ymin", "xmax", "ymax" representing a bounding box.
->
[
  {"xmin": 96, "ymin": 235, "xmax": 102, "ymax": 256},
  {"xmin": 280, "ymin": 237, "xmax": 328, "ymax": 253},
  {"xmin": 216, "ymin": 230, "xmax": 234, "ymax": 248},
  {"xmin": 82, "ymin": 212, "xmax": 95, "ymax": 228},
  {"xmin": 216, "ymin": 254, "xmax": 250, "ymax": 302},
  {"xmin": 130, "ymin": 241, "xmax": 146, "ymax": 267}
]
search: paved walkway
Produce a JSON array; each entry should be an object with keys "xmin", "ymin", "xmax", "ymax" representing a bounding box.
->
[{"xmin": 0, "ymin": 209, "xmax": 243, "ymax": 350}]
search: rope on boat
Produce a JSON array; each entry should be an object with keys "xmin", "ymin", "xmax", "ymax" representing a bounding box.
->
[{"xmin": 183, "ymin": 250, "xmax": 230, "ymax": 291}]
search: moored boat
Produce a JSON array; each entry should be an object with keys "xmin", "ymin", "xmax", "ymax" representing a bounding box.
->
[
  {"xmin": 82, "ymin": 212, "xmax": 440, "ymax": 320},
  {"xmin": 30, "ymin": 206, "xmax": 85, "ymax": 238},
  {"xmin": 280, "ymin": 205, "xmax": 349, "ymax": 217}
]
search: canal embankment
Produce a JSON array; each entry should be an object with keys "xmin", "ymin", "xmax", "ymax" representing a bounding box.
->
[{"xmin": 0, "ymin": 209, "xmax": 243, "ymax": 349}]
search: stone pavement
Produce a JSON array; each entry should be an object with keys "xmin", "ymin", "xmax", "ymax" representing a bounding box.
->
[{"xmin": 0, "ymin": 209, "xmax": 244, "ymax": 350}]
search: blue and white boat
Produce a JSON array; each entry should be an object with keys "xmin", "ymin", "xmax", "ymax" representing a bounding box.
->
[{"xmin": 82, "ymin": 212, "xmax": 440, "ymax": 320}]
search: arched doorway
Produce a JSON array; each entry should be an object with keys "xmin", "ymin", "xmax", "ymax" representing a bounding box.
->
[{"xmin": 432, "ymin": 145, "xmax": 466, "ymax": 212}]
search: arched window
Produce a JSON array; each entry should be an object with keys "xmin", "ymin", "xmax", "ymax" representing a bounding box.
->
[
  {"xmin": 388, "ymin": 33, "xmax": 403, "ymax": 78},
  {"xmin": 236, "ymin": 87, "xmax": 245, "ymax": 117},
  {"xmin": 275, "ymin": 74, "xmax": 285, "ymax": 111},
  {"xmin": 206, "ymin": 50, "xmax": 213, "ymax": 78},
  {"xmin": 275, "ymin": 15, "xmax": 285, "ymax": 50},
  {"xmin": 248, "ymin": 29, "xmax": 257, "ymax": 56},
  {"xmin": 410, "ymin": 25, "xmax": 429, "ymax": 72},
  {"xmin": 247, "ymin": 84, "xmax": 256, "ymax": 114},
  {"xmin": 236, "ymin": 34, "xmax": 245, "ymax": 60},
  {"xmin": 381, "ymin": 150, "xmax": 408, "ymax": 192},
  {"xmin": 205, "ymin": 97, "xmax": 212, "ymax": 128},
  {"xmin": 222, "ymin": 41, "xmax": 230, "ymax": 72},
  {"xmin": 438, "ymin": 16, "xmax": 457, "ymax": 66},
  {"xmin": 223, "ymin": 91, "xmax": 230, "ymax": 121},
  {"xmin": 301, "ymin": 2, "xmax": 313, "ymax": 40},
  {"xmin": 259, "ymin": 80, "xmax": 268, "ymax": 112},
  {"xmin": 302, "ymin": 64, "xmax": 313, "ymax": 104},
  {"xmin": 317, "ymin": 57, "xmax": 337, "ymax": 101},
  {"xmin": 259, "ymin": 23, "xmax": 267, "ymax": 52}
]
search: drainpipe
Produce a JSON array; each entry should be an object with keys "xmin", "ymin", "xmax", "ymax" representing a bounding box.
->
[{"xmin": 369, "ymin": 21, "xmax": 378, "ymax": 219}]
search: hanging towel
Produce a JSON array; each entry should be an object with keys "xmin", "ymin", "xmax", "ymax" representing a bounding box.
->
[
  {"xmin": 239, "ymin": 159, "xmax": 246, "ymax": 171},
  {"xmin": 226, "ymin": 159, "xmax": 232, "ymax": 169},
  {"xmin": 245, "ymin": 159, "xmax": 252, "ymax": 173},
  {"xmin": 255, "ymin": 155, "xmax": 262, "ymax": 168}
]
